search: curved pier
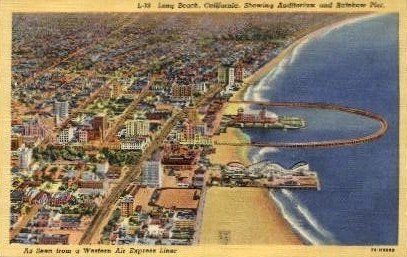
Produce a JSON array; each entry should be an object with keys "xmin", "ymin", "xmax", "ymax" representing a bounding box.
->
[{"xmin": 216, "ymin": 101, "xmax": 388, "ymax": 148}]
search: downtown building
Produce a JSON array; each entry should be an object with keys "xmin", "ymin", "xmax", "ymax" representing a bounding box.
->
[
  {"xmin": 54, "ymin": 101, "xmax": 69, "ymax": 125},
  {"xmin": 120, "ymin": 195, "xmax": 134, "ymax": 217},
  {"xmin": 122, "ymin": 115, "xmax": 151, "ymax": 151},
  {"xmin": 176, "ymin": 119, "xmax": 211, "ymax": 146},
  {"xmin": 125, "ymin": 114, "xmax": 150, "ymax": 137},
  {"xmin": 22, "ymin": 118, "xmax": 48, "ymax": 139},
  {"xmin": 170, "ymin": 83, "xmax": 193, "ymax": 102},
  {"xmin": 142, "ymin": 161, "xmax": 163, "ymax": 188},
  {"xmin": 19, "ymin": 145, "xmax": 33, "ymax": 171},
  {"xmin": 110, "ymin": 84, "xmax": 123, "ymax": 99},
  {"xmin": 56, "ymin": 127, "xmax": 75, "ymax": 145},
  {"xmin": 234, "ymin": 63, "xmax": 246, "ymax": 83},
  {"xmin": 11, "ymin": 134, "xmax": 23, "ymax": 151},
  {"xmin": 120, "ymin": 136, "xmax": 150, "ymax": 151},
  {"xmin": 217, "ymin": 65, "xmax": 235, "ymax": 86},
  {"xmin": 78, "ymin": 129, "xmax": 88, "ymax": 143},
  {"xmin": 92, "ymin": 114, "xmax": 108, "ymax": 140}
]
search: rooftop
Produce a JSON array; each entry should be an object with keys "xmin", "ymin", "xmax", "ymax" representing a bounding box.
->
[{"xmin": 154, "ymin": 188, "xmax": 200, "ymax": 210}]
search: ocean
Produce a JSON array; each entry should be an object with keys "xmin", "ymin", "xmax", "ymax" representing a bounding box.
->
[{"xmin": 244, "ymin": 14, "xmax": 399, "ymax": 245}]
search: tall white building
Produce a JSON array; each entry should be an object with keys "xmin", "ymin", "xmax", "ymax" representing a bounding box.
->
[
  {"xmin": 227, "ymin": 67, "xmax": 235, "ymax": 87},
  {"xmin": 125, "ymin": 115, "xmax": 150, "ymax": 137},
  {"xmin": 142, "ymin": 161, "xmax": 162, "ymax": 188},
  {"xmin": 54, "ymin": 101, "xmax": 69, "ymax": 125},
  {"xmin": 19, "ymin": 146, "xmax": 32, "ymax": 170},
  {"xmin": 217, "ymin": 65, "xmax": 235, "ymax": 87},
  {"xmin": 194, "ymin": 82, "xmax": 208, "ymax": 94},
  {"xmin": 217, "ymin": 66, "xmax": 227, "ymax": 84}
]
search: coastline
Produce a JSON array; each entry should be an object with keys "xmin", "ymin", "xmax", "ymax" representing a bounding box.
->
[
  {"xmin": 205, "ymin": 13, "xmax": 380, "ymax": 245},
  {"xmin": 214, "ymin": 13, "xmax": 380, "ymax": 168},
  {"xmin": 208, "ymin": 127, "xmax": 251, "ymax": 166},
  {"xmin": 232, "ymin": 12, "xmax": 381, "ymax": 102}
]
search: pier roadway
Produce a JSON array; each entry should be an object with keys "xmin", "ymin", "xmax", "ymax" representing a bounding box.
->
[{"xmin": 218, "ymin": 101, "xmax": 388, "ymax": 148}]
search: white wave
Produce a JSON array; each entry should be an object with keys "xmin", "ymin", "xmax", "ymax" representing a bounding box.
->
[
  {"xmin": 245, "ymin": 74, "xmax": 268, "ymax": 101},
  {"xmin": 244, "ymin": 56, "xmax": 289, "ymax": 101},
  {"xmin": 288, "ymin": 37, "xmax": 309, "ymax": 65},
  {"xmin": 281, "ymin": 189, "xmax": 337, "ymax": 243},
  {"xmin": 258, "ymin": 147, "xmax": 279, "ymax": 156},
  {"xmin": 251, "ymin": 147, "xmax": 280, "ymax": 163},
  {"xmin": 269, "ymin": 191, "xmax": 323, "ymax": 245}
]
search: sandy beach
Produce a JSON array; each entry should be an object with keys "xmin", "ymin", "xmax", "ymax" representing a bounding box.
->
[
  {"xmin": 208, "ymin": 127, "xmax": 251, "ymax": 166},
  {"xmin": 199, "ymin": 187, "xmax": 303, "ymax": 245},
  {"xmin": 204, "ymin": 13, "xmax": 378, "ymax": 245}
]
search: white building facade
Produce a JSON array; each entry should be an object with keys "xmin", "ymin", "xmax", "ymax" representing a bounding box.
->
[
  {"xmin": 57, "ymin": 127, "xmax": 75, "ymax": 145},
  {"xmin": 54, "ymin": 101, "xmax": 69, "ymax": 125},
  {"xmin": 125, "ymin": 115, "xmax": 150, "ymax": 137},
  {"xmin": 142, "ymin": 161, "xmax": 162, "ymax": 188},
  {"xmin": 19, "ymin": 146, "xmax": 33, "ymax": 171},
  {"xmin": 120, "ymin": 136, "xmax": 150, "ymax": 151}
]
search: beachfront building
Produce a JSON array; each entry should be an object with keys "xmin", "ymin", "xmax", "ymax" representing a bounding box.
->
[
  {"xmin": 176, "ymin": 131, "xmax": 212, "ymax": 146},
  {"xmin": 234, "ymin": 63, "xmax": 245, "ymax": 83},
  {"xmin": 125, "ymin": 115, "xmax": 150, "ymax": 137},
  {"xmin": 142, "ymin": 161, "xmax": 163, "ymax": 188},
  {"xmin": 176, "ymin": 120, "xmax": 212, "ymax": 146},
  {"xmin": 54, "ymin": 100, "xmax": 69, "ymax": 125},
  {"xmin": 183, "ymin": 134, "xmax": 212, "ymax": 146},
  {"xmin": 217, "ymin": 65, "xmax": 235, "ymax": 86}
]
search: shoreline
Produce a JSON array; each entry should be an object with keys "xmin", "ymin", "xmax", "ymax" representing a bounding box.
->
[
  {"xmin": 206, "ymin": 13, "xmax": 380, "ymax": 245},
  {"xmin": 232, "ymin": 12, "xmax": 380, "ymax": 102},
  {"xmin": 208, "ymin": 127, "xmax": 251, "ymax": 166},
  {"xmin": 215, "ymin": 14, "xmax": 380, "ymax": 168}
]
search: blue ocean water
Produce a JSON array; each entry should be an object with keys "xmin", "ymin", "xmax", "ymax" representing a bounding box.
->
[
  {"xmin": 244, "ymin": 14, "xmax": 399, "ymax": 245},
  {"xmin": 241, "ymin": 107, "xmax": 382, "ymax": 143}
]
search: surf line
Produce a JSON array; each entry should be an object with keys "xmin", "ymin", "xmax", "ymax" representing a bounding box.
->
[{"xmin": 217, "ymin": 101, "xmax": 388, "ymax": 148}]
